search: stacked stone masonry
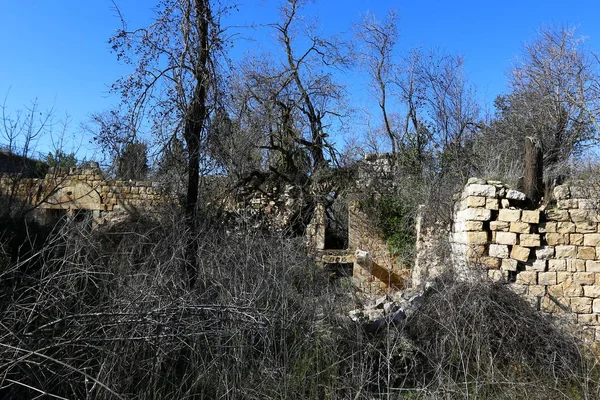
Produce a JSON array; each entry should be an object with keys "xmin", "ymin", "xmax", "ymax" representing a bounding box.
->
[
  {"xmin": 0, "ymin": 164, "xmax": 166, "ymax": 225},
  {"xmin": 453, "ymin": 178, "xmax": 600, "ymax": 341}
]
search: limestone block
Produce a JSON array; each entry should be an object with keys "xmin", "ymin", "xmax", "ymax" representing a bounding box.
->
[
  {"xmin": 466, "ymin": 184, "xmax": 496, "ymax": 198},
  {"xmin": 570, "ymin": 186, "xmax": 589, "ymax": 198},
  {"xmin": 567, "ymin": 259, "xmax": 586, "ymax": 272},
  {"xmin": 525, "ymin": 260, "xmax": 546, "ymax": 272},
  {"xmin": 574, "ymin": 272, "xmax": 596, "ymax": 285},
  {"xmin": 467, "ymin": 231, "xmax": 489, "ymax": 245},
  {"xmin": 466, "ymin": 196, "xmax": 486, "ymax": 208},
  {"xmin": 480, "ymin": 256, "xmax": 501, "ymax": 269},
  {"xmin": 506, "ymin": 189, "xmax": 526, "ymax": 201},
  {"xmin": 516, "ymin": 271, "xmax": 537, "ymax": 285},
  {"xmin": 554, "ymin": 186, "xmax": 570, "ymax": 200},
  {"xmin": 548, "ymin": 260, "xmax": 566, "ymax": 271},
  {"xmin": 520, "ymin": 210, "xmax": 540, "ymax": 224},
  {"xmin": 583, "ymin": 285, "xmax": 600, "ymax": 297},
  {"xmin": 578, "ymin": 246, "xmax": 596, "ymax": 260},
  {"xmin": 584, "ymin": 234, "xmax": 600, "ymax": 247},
  {"xmin": 586, "ymin": 260, "xmax": 600, "ymax": 273},
  {"xmin": 571, "ymin": 297, "xmax": 593, "ymax": 314},
  {"xmin": 535, "ymin": 246, "xmax": 555, "ymax": 259},
  {"xmin": 593, "ymin": 299, "xmax": 600, "ymax": 314},
  {"xmin": 570, "ymin": 234, "xmax": 584, "ymax": 246},
  {"xmin": 546, "ymin": 233, "xmax": 568, "ymax": 246},
  {"xmin": 555, "ymin": 245, "xmax": 577, "ymax": 259},
  {"xmin": 538, "ymin": 271, "xmax": 557, "ymax": 285},
  {"xmin": 511, "ymin": 245, "xmax": 531, "ymax": 262},
  {"xmin": 510, "ymin": 221, "xmax": 531, "ymax": 234},
  {"xmin": 540, "ymin": 222, "xmax": 557, "ymax": 233},
  {"xmin": 575, "ymin": 222, "xmax": 597, "ymax": 234},
  {"xmin": 520, "ymin": 234, "xmax": 541, "ymax": 247},
  {"xmin": 547, "ymin": 284, "xmax": 564, "ymax": 297},
  {"xmin": 578, "ymin": 314, "xmax": 598, "ymax": 325},
  {"xmin": 459, "ymin": 208, "xmax": 492, "ymax": 222},
  {"xmin": 579, "ymin": 200, "xmax": 598, "ymax": 210},
  {"xmin": 466, "ymin": 245, "xmax": 487, "ymax": 258},
  {"xmin": 487, "ymin": 269, "xmax": 503, "ymax": 281},
  {"xmin": 498, "ymin": 209, "xmax": 521, "ymax": 222},
  {"xmin": 485, "ymin": 198, "xmax": 499, "ymax": 210},
  {"xmin": 489, "ymin": 244, "xmax": 509, "ymax": 258},
  {"xmin": 508, "ymin": 283, "xmax": 527, "ymax": 295},
  {"xmin": 541, "ymin": 296, "xmax": 568, "ymax": 313},
  {"xmin": 490, "ymin": 221, "xmax": 510, "ymax": 231},
  {"xmin": 546, "ymin": 209, "xmax": 570, "ymax": 222},
  {"xmin": 496, "ymin": 231, "xmax": 517, "ymax": 245},
  {"xmin": 501, "ymin": 199, "xmax": 510, "ymax": 208},
  {"xmin": 528, "ymin": 285, "xmax": 546, "ymax": 297},
  {"xmin": 557, "ymin": 199, "xmax": 579, "ymax": 209},
  {"xmin": 501, "ymin": 259, "xmax": 518, "ymax": 271},
  {"xmin": 561, "ymin": 280, "xmax": 584, "ymax": 297},
  {"xmin": 464, "ymin": 221, "xmax": 483, "ymax": 231},
  {"xmin": 570, "ymin": 210, "xmax": 596, "ymax": 223},
  {"xmin": 557, "ymin": 222, "xmax": 576, "ymax": 233}
]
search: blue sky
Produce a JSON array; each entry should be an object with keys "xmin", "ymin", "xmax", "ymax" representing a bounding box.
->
[{"xmin": 2, "ymin": 0, "xmax": 600, "ymax": 160}]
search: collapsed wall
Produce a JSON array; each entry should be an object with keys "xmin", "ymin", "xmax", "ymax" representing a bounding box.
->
[
  {"xmin": 452, "ymin": 178, "xmax": 600, "ymax": 340},
  {"xmin": 0, "ymin": 163, "xmax": 166, "ymax": 225}
]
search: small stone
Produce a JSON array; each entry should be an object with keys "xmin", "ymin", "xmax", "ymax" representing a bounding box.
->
[
  {"xmin": 578, "ymin": 246, "xmax": 596, "ymax": 260},
  {"xmin": 510, "ymin": 221, "xmax": 531, "ymax": 234},
  {"xmin": 546, "ymin": 233, "xmax": 568, "ymax": 246},
  {"xmin": 584, "ymin": 234, "xmax": 600, "ymax": 247},
  {"xmin": 555, "ymin": 245, "xmax": 577, "ymax": 259},
  {"xmin": 535, "ymin": 246, "xmax": 555, "ymax": 259},
  {"xmin": 521, "ymin": 210, "xmax": 540, "ymax": 224},
  {"xmin": 548, "ymin": 260, "xmax": 566, "ymax": 271},
  {"xmin": 519, "ymin": 234, "xmax": 541, "ymax": 247},
  {"xmin": 525, "ymin": 260, "xmax": 546, "ymax": 272},
  {"xmin": 466, "ymin": 196, "xmax": 486, "ymax": 207},
  {"xmin": 586, "ymin": 260, "xmax": 600, "ymax": 273},
  {"xmin": 501, "ymin": 259, "xmax": 518, "ymax": 271},
  {"xmin": 466, "ymin": 184, "xmax": 496, "ymax": 198},
  {"xmin": 496, "ymin": 232, "xmax": 517, "ymax": 245},
  {"xmin": 490, "ymin": 221, "xmax": 510, "ymax": 231},
  {"xmin": 538, "ymin": 271, "xmax": 557, "ymax": 285},
  {"xmin": 516, "ymin": 271, "xmax": 537, "ymax": 285},
  {"xmin": 489, "ymin": 244, "xmax": 509, "ymax": 258}
]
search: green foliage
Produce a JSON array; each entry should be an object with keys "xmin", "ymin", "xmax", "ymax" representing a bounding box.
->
[
  {"xmin": 362, "ymin": 194, "xmax": 415, "ymax": 259},
  {"xmin": 45, "ymin": 150, "xmax": 77, "ymax": 168}
]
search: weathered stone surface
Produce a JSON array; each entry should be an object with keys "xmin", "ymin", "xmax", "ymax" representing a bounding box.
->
[
  {"xmin": 511, "ymin": 245, "xmax": 531, "ymax": 262},
  {"xmin": 571, "ymin": 297, "xmax": 593, "ymax": 314},
  {"xmin": 467, "ymin": 231, "xmax": 489, "ymax": 245},
  {"xmin": 466, "ymin": 196, "xmax": 486, "ymax": 208},
  {"xmin": 557, "ymin": 222, "xmax": 576, "ymax": 234},
  {"xmin": 510, "ymin": 221, "xmax": 531, "ymax": 234},
  {"xmin": 546, "ymin": 233, "xmax": 568, "ymax": 246},
  {"xmin": 520, "ymin": 234, "xmax": 541, "ymax": 247},
  {"xmin": 466, "ymin": 184, "xmax": 496, "ymax": 198},
  {"xmin": 575, "ymin": 222, "xmax": 597, "ymax": 234},
  {"xmin": 501, "ymin": 258, "xmax": 518, "ymax": 271},
  {"xmin": 548, "ymin": 259, "xmax": 566, "ymax": 271},
  {"xmin": 570, "ymin": 210, "xmax": 596, "ymax": 223},
  {"xmin": 467, "ymin": 177, "xmax": 487, "ymax": 185},
  {"xmin": 458, "ymin": 208, "xmax": 492, "ymax": 222},
  {"xmin": 554, "ymin": 186, "xmax": 570, "ymax": 200},
  {"xmin": 586, "ymin": 260, "xmax": 600, "ymax": 273},
  {"xmin": 528, "ymin": 285, "xmax": 546, "ymax": 297},
  {"xmin": 480, "ymin": 256, "xmax": 501, "ymax": 269},
  {"xmin": 487, "ymin": 269, "xmax": 503, "ymax": 281},
  {"xmin": 538, "ymin": 271, "xmax": 557, "ymax": 285},
  {"xmin": 540, "ymin": 221, "xmax": 557, "ymax": 233},
  {"xmin": 506, "ymin": 189, "xmax": 526, "ymax": 201},
  {"xmin": 567, "ymin": 259, "xmax": 586, "ymax": 272},
  {"xmin": 535, "ymin": 246, "xmax": 555, "ymax": 260},
  {"xmin": 578, "ymin": 246, "xmax": 596, "ymax": 260},
  {"xmin": 584, "ymin": 234, "xmax": 600, "ymax": 247},
  {"xmin": 578, "ymin": 314, "xmax": 598, "ymax": 325},
  {"xmin": 574, "ymin": 272, "xmax": 596, "ymax": 285},
  {"xmin": 570, "ymin": 233, "xmax": 584, "ymax": 246},
  {"xmin": 583, "ymin": 286, "xmax": 600, "ymax": 297},
  {"xmin": 498, "ymin": 209, "xmax": 521, "ymax": 222},
  {"xmin": 489, "ymin": 244, "xmax": 509, "ymax": 258},
  {"xmin": 555, "ymin": 245, "xmax": 577, "ymax": 259},
  {"xmin": 525, "ymin": 260, "xmax": 546, "ymax": 272},
  {"xmin": 496, "ymin": 231, "xmax": 518, "ymax": 245},
  {"xmin": 485, "ymin": 198, "xmax": 499, "ymax": 210},
  {"xmin": 516, "ymin": 271, "xmax": 537, "ymax": 285},
  {"xmin": 521, "ymin": 210, "xmax": 540, "ymax": 224},
  {"xmin": 593, "ymin": 299, "xmax": 600, "ymax": 314},
  {"xmin": 547, "ymin": 284, "xmax": 564, "ymax": 297},
  {"xmin": 490, "ymin": 221, "xmax": 510, "ymax": 231},
  {"xmin": 464, "ymin": 221, "xmax": 483, "ymax": 231},
  {"xmin": 546, "ymin": 209, "xmax": 570, "ymax": 221},
  {"xmin": 557, "ymin": 199, "xmax": 579, "ymax": 209}
]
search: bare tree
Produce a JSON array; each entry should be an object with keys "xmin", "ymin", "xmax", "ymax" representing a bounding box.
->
[{"xmin": 108, "ymin": 0, "xmax": 227, "ymax": 286}]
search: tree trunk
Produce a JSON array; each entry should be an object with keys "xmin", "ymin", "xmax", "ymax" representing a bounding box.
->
[{"xmin": 523, "ymin": 136, "xmax": 544, "ymax": 207}]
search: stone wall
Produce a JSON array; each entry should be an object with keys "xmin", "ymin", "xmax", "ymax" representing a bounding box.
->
[
  {"xmin": 451, "ymin": 178, "xmax": 600, "ymax": 340},
  {"xmin": 0, "ymin": 163, "xmax": 166, "ymax": 225}
]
